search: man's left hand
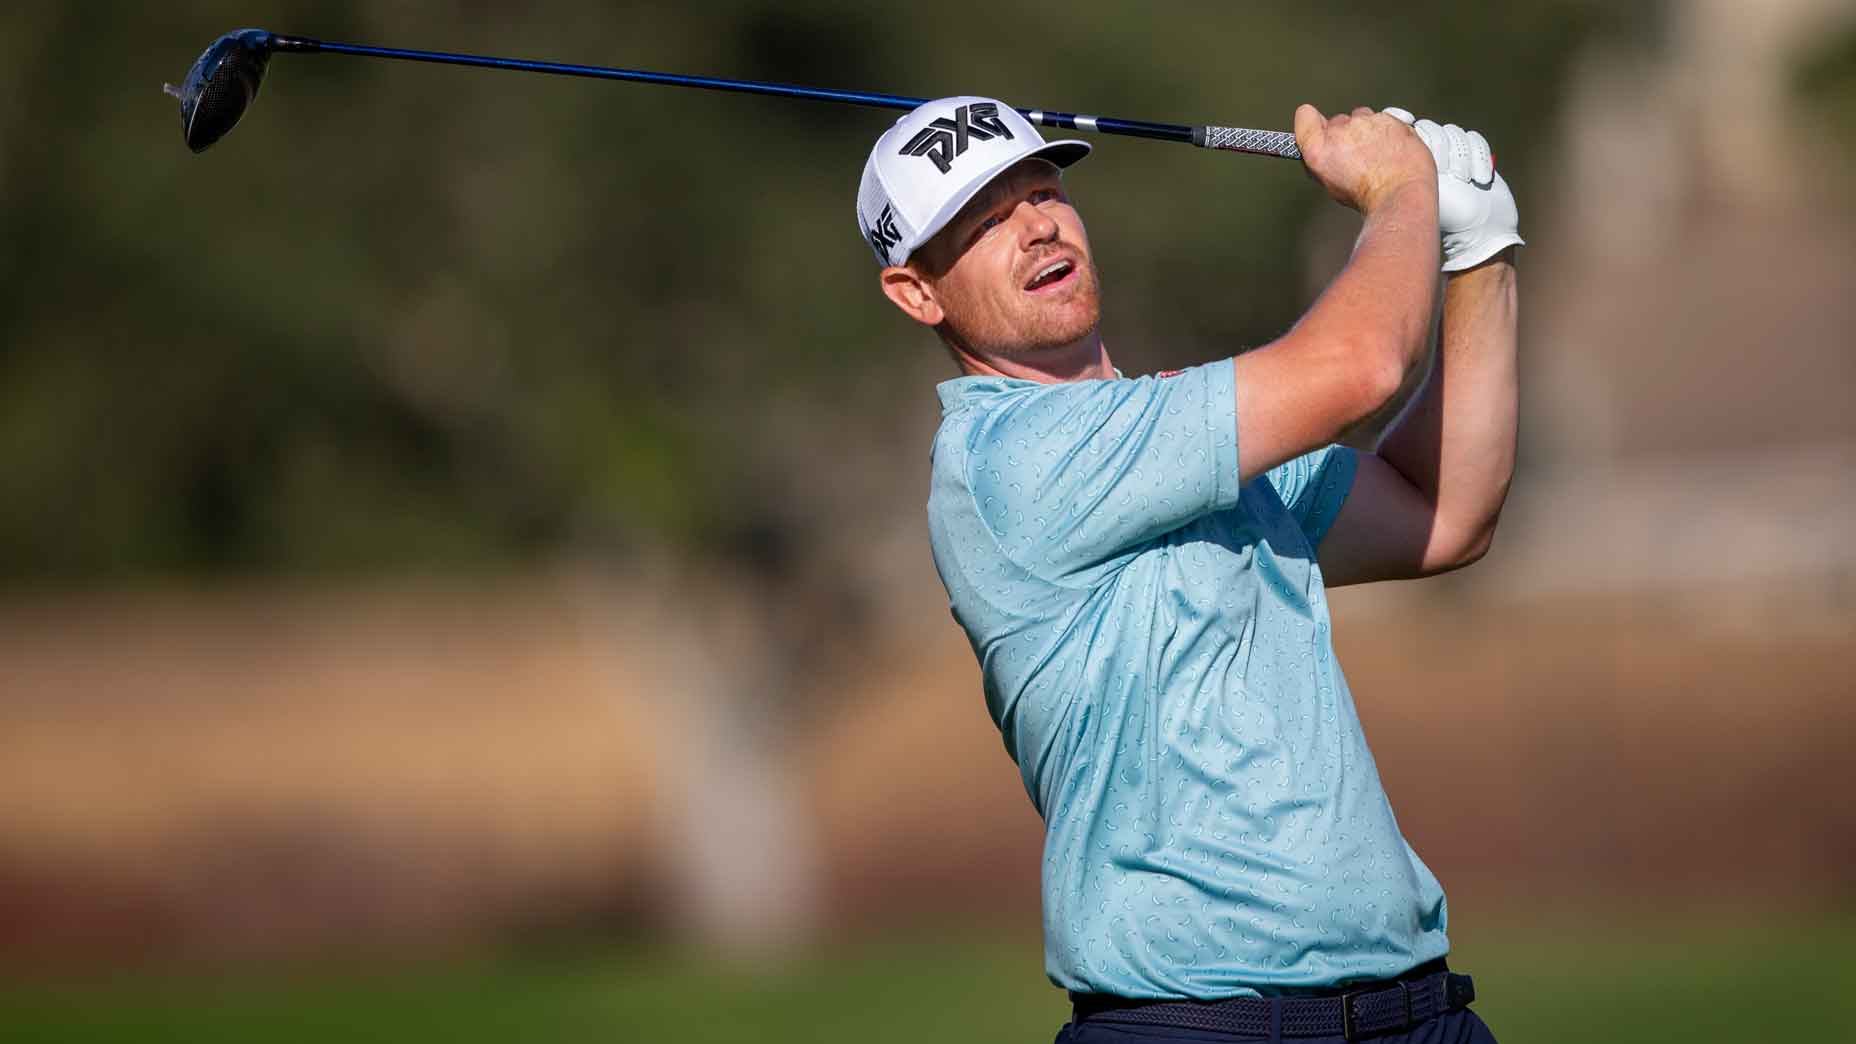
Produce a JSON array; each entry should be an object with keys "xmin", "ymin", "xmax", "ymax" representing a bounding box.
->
[{"xmin": 1385, "ymin": 108, "xmax": 1523, "ymax": 272}]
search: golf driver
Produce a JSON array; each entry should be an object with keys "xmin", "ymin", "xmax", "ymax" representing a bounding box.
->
[{"xmin": 167, "ymin": 29, "xmax": 1302, "ymax": 160}]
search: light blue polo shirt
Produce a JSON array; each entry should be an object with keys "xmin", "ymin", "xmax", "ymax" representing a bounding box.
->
[{"xmin": 926, "ymin": 358, "xmax": 1448, "ymax": 999}]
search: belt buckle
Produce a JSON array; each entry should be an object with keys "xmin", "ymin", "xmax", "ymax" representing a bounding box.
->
[{"xmin": 1339, "ymin": 989, "xmax": 1363, "ymax": 1042}]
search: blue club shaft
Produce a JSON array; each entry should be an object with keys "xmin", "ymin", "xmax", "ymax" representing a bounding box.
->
[{"xmin": 268, "ymin": 34, "xmax": 1295, "ymax": 157}]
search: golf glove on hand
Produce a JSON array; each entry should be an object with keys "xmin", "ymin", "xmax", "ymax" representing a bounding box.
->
[{"xmin": 1384, "ymin": 107, "xmax": 1523, "ymax": 272}]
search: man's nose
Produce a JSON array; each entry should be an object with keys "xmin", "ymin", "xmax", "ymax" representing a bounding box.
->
[{"xmin": 1014, "ymin": 202, "xmax": 1058, "ymax": 248}]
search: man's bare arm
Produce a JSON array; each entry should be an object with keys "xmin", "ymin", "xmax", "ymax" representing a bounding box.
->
[
  {"xmin": 1318, "ymin": 249, "xmax": 1519, "ymax": 585},
  {"xmin": 1233, "ymin": 105, "xmax": 1440, "ymax": 485}
]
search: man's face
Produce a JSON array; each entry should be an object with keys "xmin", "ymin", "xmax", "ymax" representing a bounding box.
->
[{"xmin": 909, "ymin": 160, "xmax": 1102, "ymax": 356}]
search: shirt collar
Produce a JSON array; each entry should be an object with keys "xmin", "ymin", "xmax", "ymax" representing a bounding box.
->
[{"xmin": 935, "ymin": 368, "xmax": 1126, "ymax": 414}]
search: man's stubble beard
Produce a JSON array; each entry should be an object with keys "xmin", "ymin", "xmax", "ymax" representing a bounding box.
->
[{"xmin": 940, "ymin": 253, "xmax": 1105, "ymax": 358}]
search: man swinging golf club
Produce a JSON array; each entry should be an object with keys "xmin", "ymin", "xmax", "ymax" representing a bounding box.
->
[{"xmin": 860, "ymin": 97, "xmax": 1520, "ymax": 1043}]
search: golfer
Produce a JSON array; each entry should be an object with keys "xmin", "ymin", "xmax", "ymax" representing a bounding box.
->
[{"xmin": 860, "ymin": 97, "xmax": 1519, "ymax": 1043}]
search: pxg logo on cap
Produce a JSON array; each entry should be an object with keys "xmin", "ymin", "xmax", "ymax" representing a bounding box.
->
[
  {"xmin": 865, "ymin": 203, "xmax": 902, "ymax": 259},
  {"xmin": 898, "ymin": 101, "xmax": 1016, "ymax": 174},
  {"xmin": 855, "ymin": 95, "xmax": 1090, "ymax": 267}
]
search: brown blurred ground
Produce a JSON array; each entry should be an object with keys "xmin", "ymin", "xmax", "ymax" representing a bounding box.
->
[
  {"xmin": 3, "ymin": 569, "xmax": 1850, "ymax": 967},
  {"xmin": 0, "ymin": 584, "xmax": 668, "ymax": 964}
]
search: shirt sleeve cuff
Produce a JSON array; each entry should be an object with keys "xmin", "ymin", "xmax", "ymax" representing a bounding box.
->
[{"xmin": 1202, "ymin": 356, "xmax": 1243, "ymax": 513}]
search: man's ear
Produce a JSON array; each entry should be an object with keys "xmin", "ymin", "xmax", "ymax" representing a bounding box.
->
[{"xmin": 879, "ymin": 265, "xmax": 944, "ymax": 327}]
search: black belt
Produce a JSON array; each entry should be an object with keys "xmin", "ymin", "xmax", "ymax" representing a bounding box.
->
[{"xmin": 1070, "ymin": 965, "xmax": 1475, "ymax": 1041}]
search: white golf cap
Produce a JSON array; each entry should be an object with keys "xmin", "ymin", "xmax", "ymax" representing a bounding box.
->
[{"xmin": 856, "ymin": 96, "xmax": 1090, "ymax": 267}]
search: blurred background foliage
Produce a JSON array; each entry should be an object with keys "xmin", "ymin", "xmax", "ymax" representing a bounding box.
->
[
  {"xmin": 0, "ymin": 0, "xmax": 1646, "ymax": 583},
  {"xmin": 1795, "ymin": 12, "xmax": 1856, "ymax": 147}
]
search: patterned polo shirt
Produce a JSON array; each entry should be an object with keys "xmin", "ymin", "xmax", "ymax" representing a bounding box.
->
[{"xmin": 927, "ymin": 357, "xmax": 1448, "ymax": 999}]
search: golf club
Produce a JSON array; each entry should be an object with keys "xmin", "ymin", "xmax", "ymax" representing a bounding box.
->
[{"xmin": 167, "ymin": 29, "xmax": 1302, "ymax": 160}]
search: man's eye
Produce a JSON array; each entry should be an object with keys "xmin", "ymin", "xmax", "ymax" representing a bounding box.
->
[{"xmin": 1031, "ymin": 189, "xmax": 1058, "ymax": 204}]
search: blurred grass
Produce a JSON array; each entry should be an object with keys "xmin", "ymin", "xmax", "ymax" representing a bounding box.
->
[{"xmin": 4, "ymin": 911, "xmax": 1850, "ymax": 1043}]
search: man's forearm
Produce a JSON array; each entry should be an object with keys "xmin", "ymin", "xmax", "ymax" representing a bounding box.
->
[
  {"xmin": 1373, "ymin": 249, "xmax": 1518, "ymax": 563},
  {"xmin": 1234, "ymin": 185, "xmax": 1440, "ymax": 483},
  {"xmin": 1295, "ymin": 185, "xmax": 1442, "ymax": 399}
]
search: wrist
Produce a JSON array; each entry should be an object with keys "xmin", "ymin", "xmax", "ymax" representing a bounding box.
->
[
  {"xmin": 1362, "ymin": 179, "xmax": 1438, "ymax": 224},
  {"xmin": 1360, "ymin": 183, "xmax": 1440, "ymax": 263}
]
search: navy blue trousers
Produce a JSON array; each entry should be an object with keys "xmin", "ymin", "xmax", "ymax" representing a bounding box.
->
[{"xmin": 1055, "ymin": 1006, "xmax": 1498, "ymax": 1044}]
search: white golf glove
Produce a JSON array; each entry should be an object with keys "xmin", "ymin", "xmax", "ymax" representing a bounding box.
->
[{"xmin": 1385, "ymin": 107, "xmax": 1523, "ymax": 272}]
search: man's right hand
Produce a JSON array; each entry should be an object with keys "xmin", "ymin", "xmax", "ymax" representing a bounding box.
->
[{"xmin": 1294, "ymin": 104, "xmax": 1437, "ymax": 215}]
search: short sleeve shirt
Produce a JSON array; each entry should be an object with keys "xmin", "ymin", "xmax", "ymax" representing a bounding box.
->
[{"xmin": 926, "ymin": 358, "xmax": 1448, "ymax": 999}]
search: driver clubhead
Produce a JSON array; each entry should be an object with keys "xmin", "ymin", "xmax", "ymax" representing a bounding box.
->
[{"xmin": 172, "ymin": 29, "xmax": 274, "ymax": 153}]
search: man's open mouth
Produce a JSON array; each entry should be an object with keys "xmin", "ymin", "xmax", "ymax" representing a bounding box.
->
[{"xmin": 1024, "ymin": 258, "xmax": 1075, "ymax": 292}]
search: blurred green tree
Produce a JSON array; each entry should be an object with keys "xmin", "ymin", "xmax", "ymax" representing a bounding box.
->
[
  {"xmin": 1794, "ymin": 14, "xmax": 1856, "ymax": 155},
  {"xmin": 0, "ymin": 0, "xmax": 1652, "ymax": 582}
]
